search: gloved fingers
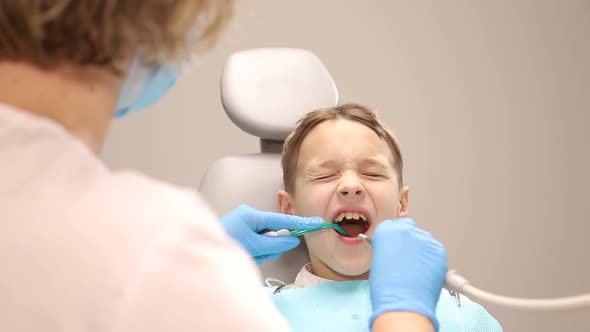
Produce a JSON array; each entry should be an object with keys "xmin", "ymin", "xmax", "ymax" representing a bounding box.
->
[
  {"xmin": 377, "ymin": 217, "xmax": 417, "ymax": 230},
  {"xmin": 368, "ymin": 217, "xmax": 447, "ymax": 332},
  {"xmin": 374, "ymin": 218, "xmax": 435, "ymax": 241},
  {"xmin": 254, "ymin": 210, "xmax": 324, "ymax": 232},
  {"xmin": 251, "ymin": 234, "xmax": 301, "ymax": 257}
]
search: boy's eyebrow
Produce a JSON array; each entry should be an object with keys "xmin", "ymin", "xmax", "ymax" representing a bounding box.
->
[
  {"xmin": 306, "ymin": 159, "xmax": 341, "ymax": 171},
  {"xmin": 306, "ymin": 157, "xmax": 389, "ymax": 171},
  {"xmin": 358, "ymin": 157, "xmax": 389, "ymax": 169}
]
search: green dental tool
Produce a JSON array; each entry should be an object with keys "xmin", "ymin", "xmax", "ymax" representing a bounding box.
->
[{"xmin": 263, "ymin": 223, "xmax": 350, "ymax": 237}]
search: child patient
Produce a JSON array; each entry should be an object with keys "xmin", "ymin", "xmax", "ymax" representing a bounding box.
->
[{"xmin": 267, "ymin": 103, "xmax": 502, "ymax": 331}]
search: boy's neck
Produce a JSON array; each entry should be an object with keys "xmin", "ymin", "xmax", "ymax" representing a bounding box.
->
[{"xmin": 308, "ymin": 260, "xmax": 370, "ymax": 281}]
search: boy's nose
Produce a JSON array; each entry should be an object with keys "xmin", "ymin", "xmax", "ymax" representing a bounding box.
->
[{"xmin": 337, "ymin": 177, "xmax": 365, "ymax": 199}]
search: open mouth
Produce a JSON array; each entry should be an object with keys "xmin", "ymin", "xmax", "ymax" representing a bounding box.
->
[{"xmin": 333, "ymin": 212, "xmax": 370, "ymax": 238}]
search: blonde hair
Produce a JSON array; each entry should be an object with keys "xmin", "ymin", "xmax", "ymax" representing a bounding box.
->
[
  {"xmin": 0, "ymin": 0, "xmax": 234, "ymax": 73},
  {"xmin": 281, "ymin": 103, "xmax": 404, "ymax": 193}
]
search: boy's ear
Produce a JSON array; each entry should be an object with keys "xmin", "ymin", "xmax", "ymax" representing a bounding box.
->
[
  {"xmin": 398, "ymin": 186, "xmax": 410, "ymax": 217},
  {"xmin": 277, "ymin": 190, "xmax": 294, "ymax": 215}
]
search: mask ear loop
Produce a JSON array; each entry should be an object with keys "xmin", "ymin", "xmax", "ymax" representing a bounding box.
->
[{"xmin": 114, "ymin": 55, "xmax": 151, "ymax": 117}]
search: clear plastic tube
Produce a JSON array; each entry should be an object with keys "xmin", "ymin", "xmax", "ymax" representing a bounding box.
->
[{"xmin": 445, "ymin": 270, "xmax": 590, "ymax": 311}]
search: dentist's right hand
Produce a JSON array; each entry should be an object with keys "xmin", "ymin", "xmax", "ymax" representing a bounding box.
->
[
  {"xmin": 369, "ymin": 218, "xmax": 447, "ymax": 332},
  {"xmin": 221, "ymin": 205, "xmax": 324, "ymax": 265}
]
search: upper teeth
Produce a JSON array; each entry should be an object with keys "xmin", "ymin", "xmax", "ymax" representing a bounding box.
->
[{"xmin": 334, "ymin": 212, "xmax": 367, "ymax": 223}]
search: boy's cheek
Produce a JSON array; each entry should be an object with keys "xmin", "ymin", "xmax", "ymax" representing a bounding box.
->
[
  {"xmin": 298, "ymin": 184, "xmax": 334, "ymax": 202},
  {"xmin": 294, "ymin": 187, "xmax": 333, "ymax": 217},
  {"xmin": 369, "ymin": 186, "xmax": 401, "ymax": 209}
]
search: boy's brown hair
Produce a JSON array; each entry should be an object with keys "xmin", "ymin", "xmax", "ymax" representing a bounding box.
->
[
  {"xmin": 281, "ymin": 103, "xmax": 404, "ymax": 193},
  {"xmin": 0, "ymin": 0, "xmax": 233, "ymax": 73}
]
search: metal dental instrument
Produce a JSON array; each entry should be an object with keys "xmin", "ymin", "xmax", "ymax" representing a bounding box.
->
[{"xmin": 355, "ymin": 233, "xmax": 590, "ymax": 311}]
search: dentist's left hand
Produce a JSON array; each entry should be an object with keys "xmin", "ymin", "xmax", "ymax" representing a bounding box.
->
[{"xmin": 221, "ymin": 205, "xmax": 324, "ymax": 265}]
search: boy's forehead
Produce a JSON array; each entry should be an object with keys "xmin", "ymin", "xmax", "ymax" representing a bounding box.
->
[
  {"xmin": 300, "ymin": 119, "xmax": 384, "ymax": 151},
  {"xmin": 297, "ymin": 120, "xmax": 395, "ymax": 169},
  {"xmin": 301, "ymin": 119, "xmax": 370, "ymax": 145}
]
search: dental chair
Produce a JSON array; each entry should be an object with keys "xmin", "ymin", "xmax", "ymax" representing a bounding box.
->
[{"xmin": 199, "ymin": 48, "xmax": 339, "ymax": 284}]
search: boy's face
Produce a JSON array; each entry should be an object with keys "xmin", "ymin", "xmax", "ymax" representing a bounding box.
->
[{"xmin": 278, "ymin": 118, "xmax": 409, "ymax": 280}]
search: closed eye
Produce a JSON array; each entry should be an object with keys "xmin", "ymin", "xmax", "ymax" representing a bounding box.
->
[
  {"xmin": 363, "ymin": 173, "xmax": 386, "ymax": 178},
  {"xmin": 315, "ymin": 174, "xmax": 337, "ymax": 181}
]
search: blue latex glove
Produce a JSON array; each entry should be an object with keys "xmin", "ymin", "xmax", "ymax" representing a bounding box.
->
[
  {"xmin": 369, "ymin": 218, "xmax": 447, "ymax": 331},
  {"xmin": 221, "ymin": 205, "xmax": 324, "ymax": 265}
]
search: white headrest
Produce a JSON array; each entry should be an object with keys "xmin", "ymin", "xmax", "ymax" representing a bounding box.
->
[{"xmin": 220, "ymin": 48, "xmax": 339, "ymax": 141}]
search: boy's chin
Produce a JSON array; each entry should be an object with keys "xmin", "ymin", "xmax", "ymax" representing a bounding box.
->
[{"xmin": 330, "ymin": 262, "xmax": 371, "ymax": 279}]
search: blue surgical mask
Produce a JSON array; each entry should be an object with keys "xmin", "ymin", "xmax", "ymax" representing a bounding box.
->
[{"xmin": 114, "ymin": 57, "xmax": 181, "ymax": 117}]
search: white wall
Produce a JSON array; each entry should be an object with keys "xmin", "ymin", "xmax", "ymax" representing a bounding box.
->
[{"xmin": 102, "ymin": 1, "xmax": 590, "ymax": 330}]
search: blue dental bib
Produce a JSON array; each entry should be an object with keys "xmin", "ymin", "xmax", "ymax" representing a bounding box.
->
[{"xmin": 265, "ymin": 280, "xmax": 502, "ymax": 332}]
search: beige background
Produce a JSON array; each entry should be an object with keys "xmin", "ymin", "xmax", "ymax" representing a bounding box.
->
[{"xmin": 102, "ymin": 1, "xmax": 590, "ymax": 331}]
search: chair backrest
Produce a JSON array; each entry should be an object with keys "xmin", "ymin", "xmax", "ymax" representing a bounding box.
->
[{"xmin": 199, "ymin": 48, "xmax": 339, "ymax": 283}]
